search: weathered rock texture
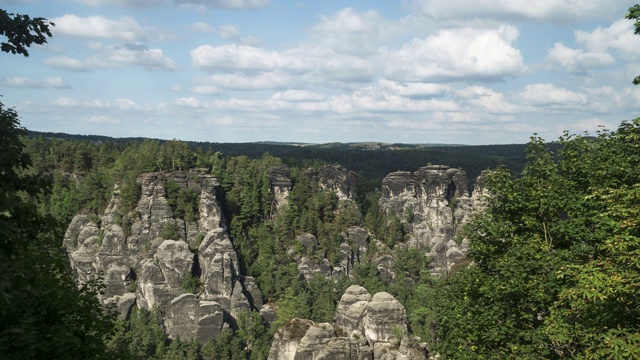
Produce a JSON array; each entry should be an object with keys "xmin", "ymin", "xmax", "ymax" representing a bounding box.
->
[
  {"xmin": 304, "ymin": 165, "xmax": 358, "ymax": 201},
  {"xmin": 268, "ymin": 285, "xmax": 428, "ymax": 360},
  {"xmin": 64, "ymin": 170, "xmax": 263, "ymax": 343},
  {"xmin": 379, "ymin": 165, "xmax": 482, "ymax": 273}
]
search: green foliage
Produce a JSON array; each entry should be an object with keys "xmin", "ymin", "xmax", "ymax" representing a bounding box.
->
[
  {"xmin": 431, "ymin": 120, "xmax": 640, "ymax": 359},
  {"xmin": 160, "ymin": 221, "xmax": 179, "ymax": 240},
  {"xmin": 626, "ymin": 4, "xmax": 640, "ymax": 85},
  {"xmin": 166, "ymin": 179, "xmax": 199, "ymax": 223},
  {"xmin": 236, "ymin": 310, "xmax": 271, "ymax": 359},
  {"xmin": 201, "ymin": 329, "xmax": 248, "ymax": 360},
  {"xmin": 0, "ymin": 9, "xmax": 53, "ymax": 57},
  {"xmin": 181, "ymin": 273, "xmax": 201, "ymax": 294},
  {"xmin": 0, "ymin": 100, "xmax": 116, "ymax": 358},
  {"xmin": 105, "ymin": 307, "xmax": 167, "ymax": 359}
]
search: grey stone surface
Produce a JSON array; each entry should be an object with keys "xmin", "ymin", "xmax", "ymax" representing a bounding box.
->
[
  {"xmin": 334, "ymin": 285, "xmax": 371, "ymax": 334},
  {"xmin": 363, "ymin": 292, "xmax": 407, "ymax": 344},
  {"xmin": 268, "ymin": 287, "xmax": 425, "ymax": 360},
  {"xmin": 64, "ymin": 170, "xmax": 259, "ymax": 343},
  {"xmin": 379, "ymin": 165, "xmax": 482, "ymax": 273}
]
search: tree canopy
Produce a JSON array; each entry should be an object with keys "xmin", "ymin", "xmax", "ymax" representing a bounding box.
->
[
  {"xmin": 0, "ymin": 9, "xmax": 53, "ymax": 57},
  {"xmin": 431, "ymin": 120, "xmax": 640, "ymax": 359}
]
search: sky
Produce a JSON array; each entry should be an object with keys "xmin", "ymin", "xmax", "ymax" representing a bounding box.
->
[{"xmin": 2, "ymin": 0, "xmax": 640, "ymax": 145}]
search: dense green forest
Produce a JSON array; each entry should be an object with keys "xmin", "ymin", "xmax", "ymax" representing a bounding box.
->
[
  {"xmin": 12, "ymin": 119, "xmax": 640, "ymax": 359},
  {"xmin": 2, "ymin": 5, "xmax": 640, "ymax": 360}
]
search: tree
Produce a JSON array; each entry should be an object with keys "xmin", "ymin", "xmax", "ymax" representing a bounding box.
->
[
  {"xmin": 626, "ymin": 4, "xmax": 640, "ymax": 84},
  {"xmin": 0, "ymin": 11, "xmax": 115, "ymax": 359},
  {"xmin": 431, "ymin": 120, "xmax": 640, "ymax": 359},
  {"xmin": 0, "ymin": 9, "xmax": 53, "ymax": 57}
]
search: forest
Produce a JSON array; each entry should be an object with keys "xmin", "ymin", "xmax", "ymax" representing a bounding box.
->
[{"xmin": 1, "ymin": 5, "xmax": 640, "ymax": 360}]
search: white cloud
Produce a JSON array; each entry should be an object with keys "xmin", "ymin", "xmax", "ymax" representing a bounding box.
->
[
  {"xmin": 43, "ymin": 56, "xmax": 99, "ymax": 71},
  {"xmin": 0, "ymin": 76, "xmax": 71, "ymax": 89},
  {"xmin": 545, "ymin": 42, "xmax": 615, "ymax": 72},
  {"xmin": 413, "ymin": 0, "xmax": 619, "ymax": 23},
  {"xmin": 52, "ymin": 14, "xmax": 145, "ymax": 41},
  {"xmin": 44, "ymin": 43, "xmax": 176, "ymax": 71},
  {"xmin": 102, "ymin": 43, "xmax": 177, "ymax": 70},
  {"xmin": 517, "ymin": 83, "xmax": 587, "ymax": 107},
  {"xmin": 174, "ymin": 97, "xmax": 203, "ymax": 108},
  {"xmin": 384, "ymin": 25, "xmax": 524, "ymax": 82},
  {"xmin": 191, "ymin": 44, "xmax": 307, "ymax": 72},
  {"xmin": 198, "ymin": 71, "xmax": 292, "ymax": 90},
  {"xmin": 456, "ymin": 86, "xmax": 524, "ymax": 114},
  {"xmin": 309, "ymin": 8, "xmax": 393, "ymax": 55},
  {"xmin": 52, "ymin": 97, "xmax": 140, "ymax": 110},
  {"xmin": 271, "ymin": 90, "xmax": 326, "ymax": 102},
  {"xmin": 378, "ymin": 79, "xmax": 449, "ymax": 98},
  {"xmin": 191, "ymin": 85, "xmax": 221, "ymax": 94},
  {"xmin": 575, "ymin": 19, "xmax": 640, "ymax": 59},
  {"xmin": 555, "ymin": 117, "xmax": 617, "ymax": 135},
  {"xmin": 86, "ymin": 115, "xmax": 122, "ymax": 125}
]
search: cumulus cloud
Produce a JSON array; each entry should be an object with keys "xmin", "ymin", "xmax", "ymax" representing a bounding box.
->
[
  {"xmin": 378, "ymin": 79, "xmax": 449, "ymax": 98},
  {"xmin": 517, "ymin": 83, "xmax": 587, "ymax": 108},
  {"xmin": 384, "ymin": 25, "xmax": 524, "ymax": 82},
  {"xmin": 413, "ymin": 0, "xmax": 618, "ymax": 23},
  {"xmin": 271, "ymin": 90, "xmax": 326, "ymax": 102},
  {"xmin": 44, "ymin": 43, "xmax": 176, "ymax": 71},
  {"xmin": 575, "ymin": 19, "xmax": 640, "ymax": 58},
  {"xmin": 191, "ymin": 44, "xmax": 306, "ymax": 72},
  {"xmin": 545, "ymin": 42, "xmax": 615, "ymax": 72},
  {"xmin": 456, "ymin": 86, "xmax": 524, "ymax": 114},
  {"xmin": 0, "ymin": 76, "xmax": 71, "ymax": 89},
  {"xmin": 309, "ymin": 8, "xmax": 394, "ymax": 55},
  {"xmin": 197, "ymin": 71, "xmax": 292, "ymax": 90},
  {"xmin": 51, "ymin": 14, "xmax": 146, "ymax": 41}
]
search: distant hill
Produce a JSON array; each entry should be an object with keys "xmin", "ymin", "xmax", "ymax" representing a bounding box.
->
[{"xmin": 26, "ymin": 130, "xmax": 532, "ymax": 181}]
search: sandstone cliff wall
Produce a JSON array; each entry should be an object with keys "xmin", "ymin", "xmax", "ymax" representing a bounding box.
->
[
  {"xmin": 267, "ymin": 285, "xmax": 428, "ymax": 360},
  {"xmin": 64, "ymin": 170, "xmax": 262, "ymax": 342}
]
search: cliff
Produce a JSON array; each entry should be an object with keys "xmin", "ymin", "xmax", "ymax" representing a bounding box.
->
[
  {"xmin": 267, "ymin": 285, "xmax": 428, "ymax": 360},
  {"xmin": 64, "ymin": 170, "xmax": 262, "ymax": 342},
  {"xmin": 379, "ymin": 165, "xmax": 484, "ymax": 273}
]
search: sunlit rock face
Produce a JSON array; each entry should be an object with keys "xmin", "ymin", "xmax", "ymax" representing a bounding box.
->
[
  {"xmin": 379, "ymin": 165, "xmax": 485, "ymax": 273},
  {"xmin": 64, "ymin": 170, "xmax": 263, "ymax": 343},
  {"xmin": 267, "ymin": 285, "xmax": 428, "ymax": 360}
]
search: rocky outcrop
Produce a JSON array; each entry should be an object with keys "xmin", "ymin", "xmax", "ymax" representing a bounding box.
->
[
  {"xmin": 288, "ymin": 227, "xmax": 372, "ymax": 281},
  {"xmin": 304, "ymin": 166, "xmax": 358, "ymax": 201},
  {"xmin": 64, "ymin": 170, "xmax": 263, "ymax": 343},
  {"xmin": 380, "ymin": 165, "xmax": 480, "ymax": 273},
  {"xmin": 268, "ymin": 285, "xmax": 427, "ymax": 360},
  {"xmin": 268, "ymin": 165, "xmax": 293, "ymax": 217}
]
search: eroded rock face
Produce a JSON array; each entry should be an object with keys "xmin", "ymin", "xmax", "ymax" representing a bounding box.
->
[
  {"xmin": 380, "ymin": 165, "xmax": 479, "ymax": 273},
  {"xmin": 334, "ymin": 285, "xmax": 371, "ymax": 334},
  {"xmin": 268, "ymin": 165, "xmax": 293, "ymax": 217},
  {"xmin": 64, "ymin": 170, "xmax": 263, "ymax": 343},
  {"xmin": 304, "ymin": 166, "xmax": 358, "ymax": 201},
  {"xmin": 362, "ymin": 292, "xmax": 407, "ymax": 344},
  {"xmin": 268, "ymin": 286, "xmax": 425, "ymax": 360}
]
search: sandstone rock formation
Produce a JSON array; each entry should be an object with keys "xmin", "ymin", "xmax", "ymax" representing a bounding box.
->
[
  {"xmin": 304, "ymin": 165, "xmax": 358, "ymax": 201},
  {"xmin": 379, "ymin": 165, "xmax": 481, "ymax": 273},
  {"xmin": 64, "ymin": 170, "xmax": 263, "ymax": 342},
  {"xmin": 267, "ymin": 285, "xmax": 428, "ymax": 360}
]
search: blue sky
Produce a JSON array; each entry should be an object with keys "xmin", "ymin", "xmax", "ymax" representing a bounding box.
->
[{"xmin": 2, "ymin": 0, "xmax": 640, "ymax": 144}]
